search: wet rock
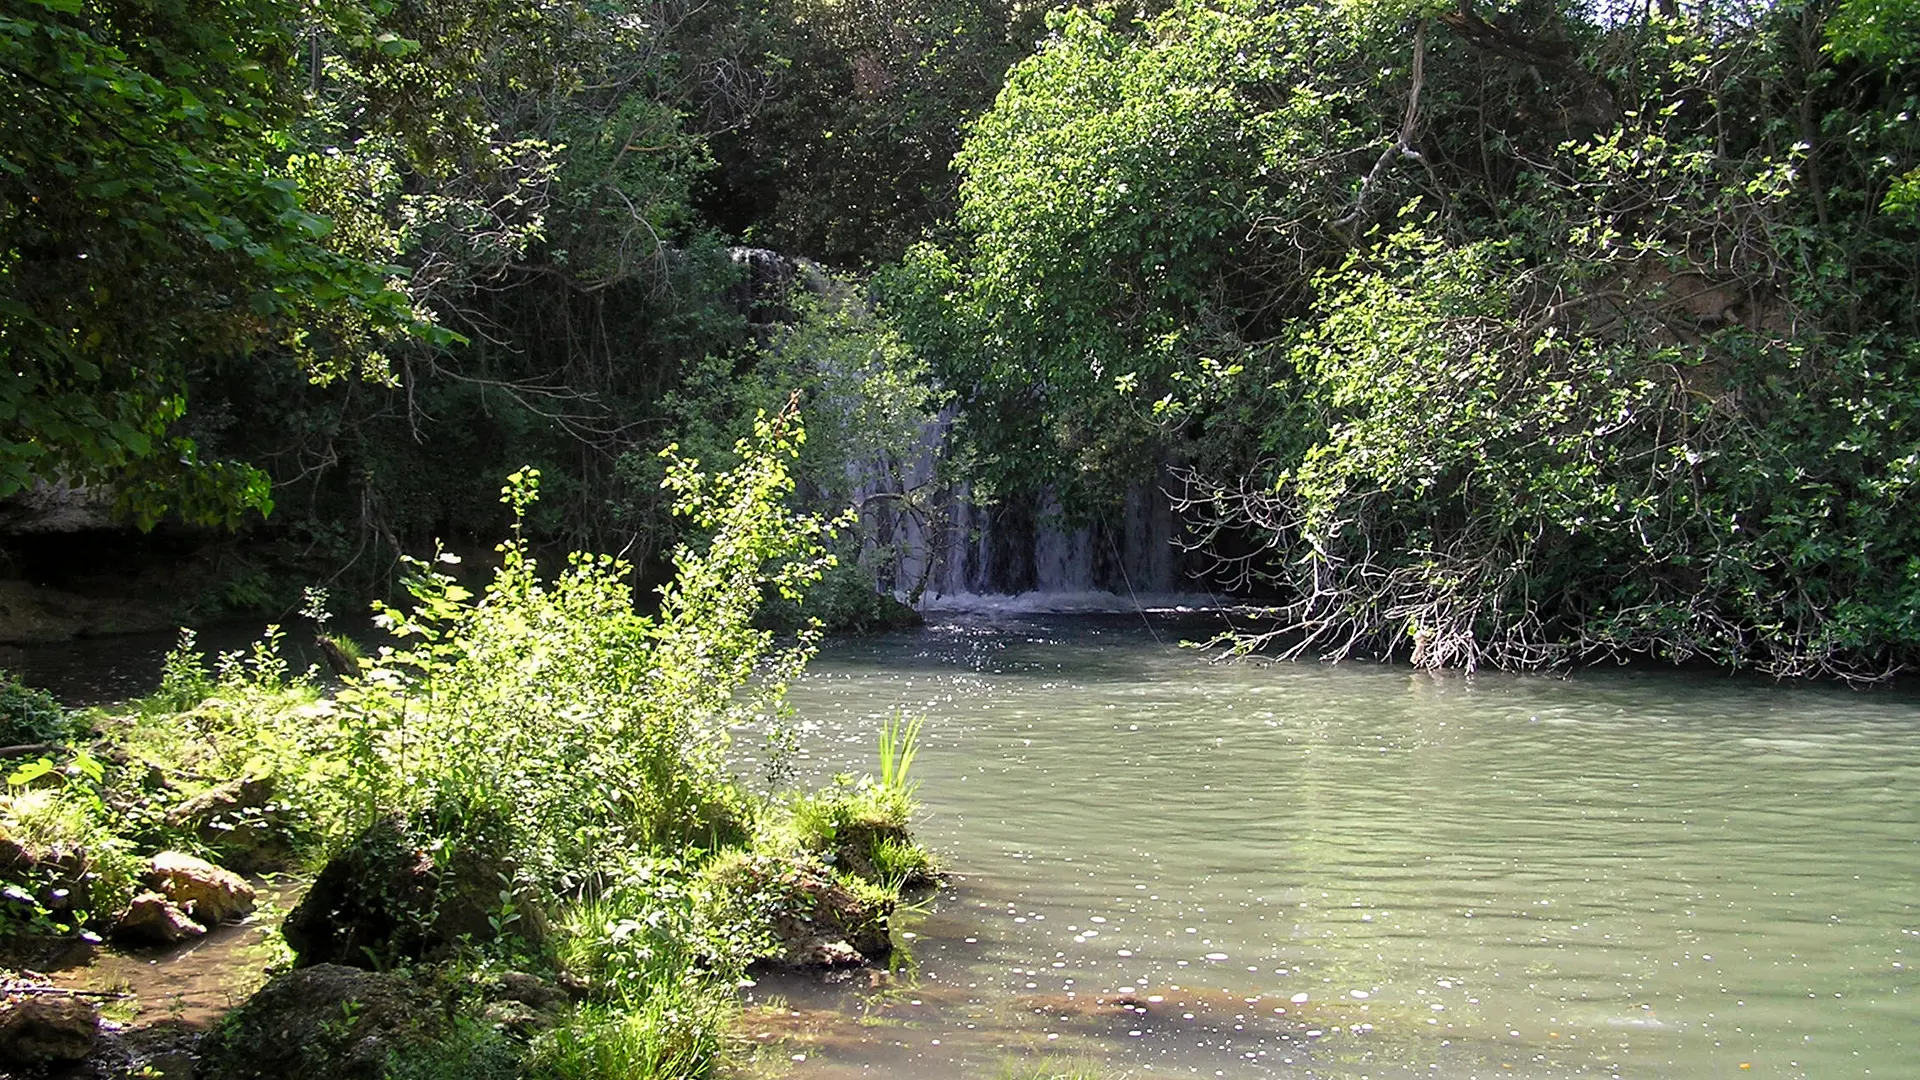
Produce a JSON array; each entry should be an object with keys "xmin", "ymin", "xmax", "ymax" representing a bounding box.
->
[
  {"xmin": 197, "ymin": 964, "xmax": 435, "ymax": 1080},
  {"xmin": 114, "ymin": 890, "xmax": 208, "ymax": 944},
  {"xmin": 0, "ymin": 994, "xmax": 100, "ymax": 1065},
  {"xmin": 707, "ymin": 853, "xmax": 892, "ymax": 968},
  {"xmin": 282, "ymin": 815, "xmax": 544, "ymax": 970},
  {"xmin": 147, "ymin": 851, "xmax": 255, "ymax": 924}
]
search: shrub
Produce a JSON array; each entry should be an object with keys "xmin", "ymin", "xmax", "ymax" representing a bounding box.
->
[
  {"xmin": 1, "ymin": 777, "xmax": 142, "ymax": 932},
  {"xmin": 337, "ymin": 406, "xmax": 832, "ymax": 893},
  {"xmin": 0, "ymin": 669, "xmax": 71, "ymax": 746}
]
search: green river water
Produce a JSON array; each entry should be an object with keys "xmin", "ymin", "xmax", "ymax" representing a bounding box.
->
[{"xmin": 743, "ymin": 612, "xmax": 1919, "ymax": 1080}]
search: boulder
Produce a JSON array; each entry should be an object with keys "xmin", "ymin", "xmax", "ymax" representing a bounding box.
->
[
  {"xmin": 196, "ymin": 964, "xmax": 434, "ymax": 1080},
  {"xmin": 282, "ymin": 816, "xmax": 545, "ymax": 970},
  {"xmin": 114, "ymin": 890, "xmax": 207, "ymax": 945},
  {"xmin": 0, "ymin": 994, "xmax": 100, "ymax": 1065},
  {"xmin": 165, "ymin": 776, "xmax": 273, "ymax": 828},
  {"xmin": 147, "ymin": 851, "xmax": 255, "ymax": 924},
  {"xmin": 164, "ymin": 775, "xmax": 291, "ymax": 872}
]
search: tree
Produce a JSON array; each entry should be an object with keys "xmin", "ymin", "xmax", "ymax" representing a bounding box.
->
[
  {"xmin": 909, "ymin": 0, "xmax": 1920, "ymax": 676},
  {"xmin": 0, "ymin": 0, "xmax": 426, "ymax": 526}
]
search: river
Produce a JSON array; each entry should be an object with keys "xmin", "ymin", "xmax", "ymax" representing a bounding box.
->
[
  {"xmin": 742, "ymin": 611, "xmax": 1918, "ymax": 1080},
  {"xmin": 10, "ymin": 610, "xmax": 1916, "ymax": 1078}
]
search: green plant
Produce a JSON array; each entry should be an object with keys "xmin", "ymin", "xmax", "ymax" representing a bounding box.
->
[
  {"xmin": 530, "ymin": 994, "xmax": 733, "ymax": 1080},
  {"xmin": 152, "ymin": 628, "xmax": 215, "ymax": 712},
  {"xmin": 870, "ymin": 835, "xmax": 935, "ymax": 889},
  {"xmin": 329, "ymin": 406, "xmax": 830, "ymax": 895},
  {"xmin": 0, "ymin": 669, "xmax": 71, "ymax": 746},
  {"xmin": 0, "ymin": 760, "xmax": 143, "ymax": 933},
  {"xmin": 776, "ymin": 771, "xmax": 930, "ymax": 890},
  {"xmin": 384, "ymin": 1015, "xmax": 525, "ymax": 1080},
  {"xmin": 876, "ymin": 711, "xmax": 923, "ymax": 800}
]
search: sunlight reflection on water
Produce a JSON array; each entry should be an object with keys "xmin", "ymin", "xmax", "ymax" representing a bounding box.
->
[{"xmin": 739, "ymin": 613, "xmax": 1920, "ymax": 1080}]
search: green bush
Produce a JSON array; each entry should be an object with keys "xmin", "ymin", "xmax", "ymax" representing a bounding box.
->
[
  {"xmin": 0, "ymin": 669, "xmax": 71, "ymax": 746},
  {"xmin": 1, "ymin": 780, "xmax": 143, "ymax": 932},
  {"xmin": 336, "ymin": 407, "xmax": 831, "ymax": 891},
  {"xmin": 530, "ymin": 996, "xmax": 733, "ymax": 1080}
]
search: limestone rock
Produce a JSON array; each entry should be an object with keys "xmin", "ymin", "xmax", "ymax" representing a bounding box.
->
[
  {"xmin": 196, "ymin": 964, "xmax": 434, "ymax": 1080},
  {"xmin": 147, "ymin": 851, "xmax": 255, "ymax": 924},
  {"xmin": 114, "ymin": 890, "xmax": 207, "ymax": 944},
  {"xmin": 0, "ymin": 994, "xmax": 100, "ymax": 1065}
]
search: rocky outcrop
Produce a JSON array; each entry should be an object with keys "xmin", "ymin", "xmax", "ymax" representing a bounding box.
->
[
  {"xmin": 146, "ymin": 851, "xmax": 255, "ymax": 924},
  {"xmin": 0, "ymin": 482, "xmax": 114, "ymax": 535},
  {"xmin": 196, "ymin": 964, "xmax": 435, "ymax": 1080},
  {"xmin": 0, "ymin": 994, "xmax": 100, "ymax": 1066}
]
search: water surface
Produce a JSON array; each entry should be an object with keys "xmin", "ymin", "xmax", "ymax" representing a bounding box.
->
[{"xmin": 746, "ymin": 613, "xmax": 1919, "ymax": 1079}]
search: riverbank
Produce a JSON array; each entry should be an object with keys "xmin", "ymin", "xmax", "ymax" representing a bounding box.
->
[
  {"xmin": 3, "ymin": 435, "xmax": 954, "ymax": 1080},
  {"xmin": 2, "ymin": 630, "xmax": 937, "ymax": 1078}
]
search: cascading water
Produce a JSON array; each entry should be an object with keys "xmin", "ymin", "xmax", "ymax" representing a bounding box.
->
[
  {"xmin": 847, "ymin": 411, "xmax": 1210, "ymax": 613},
  {"xmin": 734, "ymin": 244, "xmax": 1215, "ymax": 614}
]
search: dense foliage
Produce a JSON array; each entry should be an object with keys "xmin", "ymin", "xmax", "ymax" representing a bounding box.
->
[
  {"xmin": 2, "ymin": 417, "xmax": 933, "ymax": 1076},
  {"xmin": 3, "ymin": 0, "xmax": 1007, "ymax": 617},
  {"xmin": 9, "ymin": 0, "xmax": 1920, "ymax": 679},
  {"xmin": 0, "ymin": 0, "xmax": 430, "ymax": 525},
  {"xmin": 897, "ymin": 0, "xmax": 1920, "ymax": 676}
]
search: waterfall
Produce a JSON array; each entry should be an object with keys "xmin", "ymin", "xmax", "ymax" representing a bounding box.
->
[
  {"xmin": 848, "ymin": 414, "xmax": 1212, "ymax": 614},
  {"xmin": 736, "ymin": 243, "xmax": 1216, "ymax": 614}
]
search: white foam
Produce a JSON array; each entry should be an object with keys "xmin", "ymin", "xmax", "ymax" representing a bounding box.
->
[{"xmin": 917, "ymin": 589, "xmax": 1232, "ymax": 616}]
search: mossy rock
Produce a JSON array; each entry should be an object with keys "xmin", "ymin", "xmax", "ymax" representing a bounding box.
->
[
  {"xmin": 162, "ymin": 774, "xmax": 296, "ymax": 873},
  {"xmin": 282, "ymin": 815, "xmax": 546, "ymax": 970},
  {"xmin": 821, "ymin": 819, "xmax": 936, "ymax": 887},
  {"xmin": 704, "ymin": 852, "xmax": 892, "ymax": 967},
  {"xmin": 198, "ymin": 964, "xmax": 439, "ymax": 1080}
]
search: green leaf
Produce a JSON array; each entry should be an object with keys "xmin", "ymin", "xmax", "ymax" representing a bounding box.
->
[{"xmin": 7, "ymin": 758, "xmax": 56, "ymax": 788}]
